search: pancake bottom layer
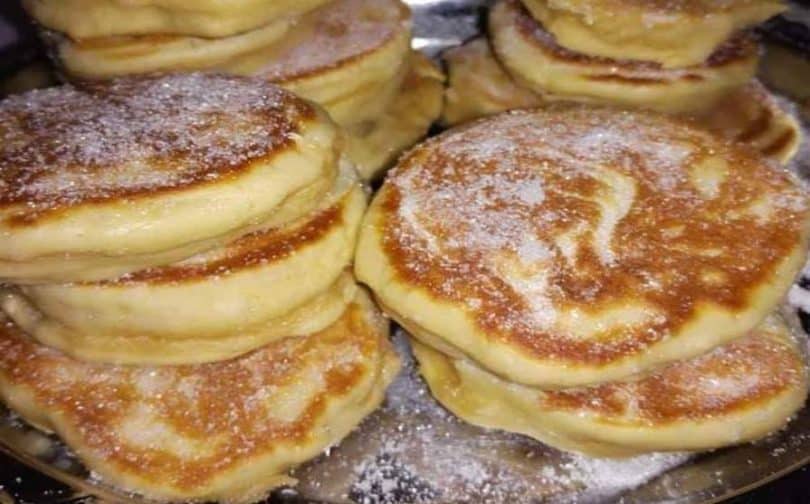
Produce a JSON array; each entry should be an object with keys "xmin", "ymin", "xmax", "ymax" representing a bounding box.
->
[
  {"xmin": 0, "ymin": 290, "xmax": 400, "ymax": 502},
  {"xmin": 412, "ymin": 314, "xmax": 808, "ymax": 457},
  {"xmin": 346, "ymin": 52, "xmax": 444, "ymax": 181},
  {"xmin": 489, "ymin": 0, "xmax": 759, "ymax": 115}
]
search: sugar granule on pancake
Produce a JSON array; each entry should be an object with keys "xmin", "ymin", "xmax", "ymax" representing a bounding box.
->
[
  {"xmin": 356, "ymin": 104, "xmax": 810, "ymax": 388},
  {"xmin": 0, "ymin": 73, "xmax": 338, "ymax": 283}
]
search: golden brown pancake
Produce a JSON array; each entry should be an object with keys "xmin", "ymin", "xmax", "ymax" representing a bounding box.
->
[
  {"xmin": 0, "ymin": 290, "xmax": 400, "ymax": 502},
  {"xmin": 0, "ymin": 73, "xmax": 339, "ymax": 283},
  {"xmin": 0, "ymin": 164, "xmax": 366, "ymax": 365},
  {"xmin": 229, "ymin": 0, "xmax": 413, "ymax": 127},
  {"xmin": 441, "ymin": 37, "xmax": 543, "ymax": 126},
  {"xmin": 356, "ymin": 105, "xmax": 810, "ymax": 388},
  {"xmin": 346, "ymin": 52, "xmax": 445, "ymax": 181},
  {"xmin": 413, "ymin": 313, "xmax": 808, "ymax": 456},
  {"xmin": 521, "ymin": 0, "xmax": 784, "ymax": 68},
  {"xmin": 490, "ymin": 0, "xmax": 759, "ymax": 114},
  {"xmin": 24, "ymin": 0, "xmax": 330, "ymax": 39}
]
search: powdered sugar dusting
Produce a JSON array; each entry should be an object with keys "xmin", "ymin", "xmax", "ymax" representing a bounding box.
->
[{"xmin": 0, "ymin": 73, "xmax": 310, "ymax": 209}]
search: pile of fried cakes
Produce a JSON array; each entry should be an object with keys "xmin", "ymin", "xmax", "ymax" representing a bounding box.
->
[
  {"xmin": 25, "ymin": 0, "xmax": 444, "ymax": 180},
  {"xmin": 1, "ymin": 0, "xmax": 810, "ymax": 502},
  {"xmin": 443, "ymin": 0, "xmax": 802, "ymax": 165},
  {"xmin": 0, "ymin": 73, "xmax": 402, "ymax": 502}
]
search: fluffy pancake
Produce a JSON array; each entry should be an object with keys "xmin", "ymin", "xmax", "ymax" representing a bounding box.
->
[
  {"xmin": 0, "ymin": 290, "xmax": 400, "ymax": 502},
  {"xmin": 0, "ymin": 73, "xmax": 339, "ymax": 283},
  {"xmin": 226, "ymin": 0, "xmax": 412, "ymax": 127},
  {"xmin": 489, "ymin": 0, "xmax": 759, "ymax": 114},
  {"xmin": 520, "ymin": 0, "xmax": 784, "ymax": 68},
  {"xmin": 355, "ymin": 106, "xmax": 810, "ymax": 388},
  {"xmin": 441, "ymin": 37, "xmax": 543, "ymax": 126},
  {"xmin": 346, "ymin": 52, "xmax": 444, "ymax": 181},
  {"xmin": 24, "ymin": 0, "xmax": 330, "ymax": 39},
  {"xmin": 442, "ymin": 38, "xmax": 801, "ymax": 165},
  {"xmin": 690, "ymin": 80, "xmax": 803, "ymax": 165},
  {"xmin": 46, "ymin": 16, "xmax": 295, "ymax": 80},
  {"xmin": 413, "ymin": 314, "xmax": 808, "ymax": 457},
  {"xmin": 0, "ymin": 165, "xmax": 366, "ymax": 365}
]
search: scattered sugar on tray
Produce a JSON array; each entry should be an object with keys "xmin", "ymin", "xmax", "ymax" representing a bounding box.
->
[{"xmin": 307, "ymin": 330, "xmax": 695, "ymax": 503}]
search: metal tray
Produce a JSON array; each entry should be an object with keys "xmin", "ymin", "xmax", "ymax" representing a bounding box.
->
[{"xmin": 2, "ymin": 0, "xmax": 810, "ymax": 502}]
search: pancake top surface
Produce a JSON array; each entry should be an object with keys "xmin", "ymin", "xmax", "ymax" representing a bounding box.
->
[
  {"xmin": 379, "ymin": 106, "xmax": 809, "ymax": 364},
  {"xmin": 539, "ymin": 317, "xmax": 806, "ymax": 424},
  {"xmin": 507, "ymin": 0, "xmax": 756, "ymax": 71},
  {"xmin": 0, "ymin": 299, "xmax": 385, "ymax": 489},
  {"xmin": 0, "ymin": 73, "xmax": 314, "ymax": 221},
  {"xmin": 258, "ymin": 0, "xmax": 410, "ymax": 82}
]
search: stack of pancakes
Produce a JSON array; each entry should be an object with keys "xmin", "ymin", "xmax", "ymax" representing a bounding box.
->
[
  {"xmin": 442, "ymin": 0, "xmax": 801, "ymax": 165},
  {"xmin": 0, "ymin": 73, "xmax": 400, "ymax": 501},
  {"xmin": 357, "ymin": 105, "xmax": 810, "ymax": 457},
  {"xmin": 23, "ymin": 0, "xmax": 444, "ymax": 180}
]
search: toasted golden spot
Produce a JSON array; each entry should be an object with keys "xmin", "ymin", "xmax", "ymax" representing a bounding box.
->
[
  {"xmin": 0, "ymin": 73, "xmax": 315, "ymax": 224},
  {"xmin": 0, "ymin": 299, "xmax": 386, "ymax": 490},
  {"xmin": 540, "ymin": 329, "xmax": 805, "ymax": 424},
  {"xmin": 378, "ymin": 106, "xmax": 809, "ymax": 365}
]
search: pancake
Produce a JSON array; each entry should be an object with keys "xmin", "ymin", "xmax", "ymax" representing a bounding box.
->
[
  {"xmin": 0, "ymin": 73, "xmax": 339, "ymax": 284},
  {"xmin": 346, "ymin": 52, "xmax": 444, "ymax": 181},
  {"xmin": 226, "ymin": 0, "xmax": 412, "ymax": 128},
  {"xmin": 690, "ymin": 80, "xmax": 803, "ymax": 165},
  {"xmin": 355, "ymin": 106, "xmax": 810, "ymax": 388},
  {"xmin": 520, "ymin": 0, "xmax": 784, "ymax": 68},
  {"xmin": 47, "ymin": 15, "xmax": 295, "ymax": 80},
  {"xmin": 441, "ymin": 37, "xmax": 542, "ymax": 126},
  {"xmin": 0, "ymin": 290, "xmax": 401, "ymax": 502},
  {"xmin": 24, "ymin": 0, "xmax": 330, "ymax": 39},
  {"xmin": 413, "ymin": 314, "xmax": 808, "ymax": 457},
  {"xmin": 441, "ymin": 39, "xmax": 801, "ymax": 166},
  {"xmin": 0, "ymin": 165, "xmax": 366, "ymax": 365},
  {"xmin": 489, "ymin": 0, "xmax": 759, "ymax": 114}
]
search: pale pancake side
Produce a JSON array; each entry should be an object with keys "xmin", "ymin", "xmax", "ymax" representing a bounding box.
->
[
  {"xmin": 0, "ymin": 73, "xmax": 339, "ymax": 283},
  {"xmin": 0, "ymin": 291, "xmax": 400, "ymax": 502},
  {"xmin": 490, "ymin": 0, "xmax": 758, "ymax": 114},
  {"xmin": 24, "ymin": 0, "xmax": 330, "ymax": 38},
  {"xmin": 49, "ymin": 16, "xmax": 295, "ymax": 80},
  {"xmin": 356, "ymin": 106, "xmax": 810, "ymax": 387},
  {"xmin": 413, "ymin": 314, "xmax": 808, "ymax": 456},
  {"xmin": 346, "ymin": 52, "xmax": 445, "ymax": 181}
]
